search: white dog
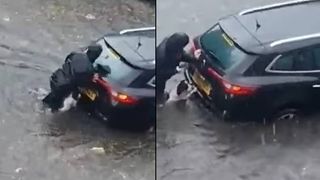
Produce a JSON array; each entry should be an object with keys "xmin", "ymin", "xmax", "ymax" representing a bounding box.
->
[
  {"xmin": 58, "ymin": 94, "xmax": 78, "ymax": 112},
  {"xmin": 167, "ymin": 80, "xmax": 196, "ymax": 102}
]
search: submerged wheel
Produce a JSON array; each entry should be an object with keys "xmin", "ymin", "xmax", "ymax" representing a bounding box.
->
[{"xmin": 271, "ymin": 108, "xmax": 301, "ymax": 122}]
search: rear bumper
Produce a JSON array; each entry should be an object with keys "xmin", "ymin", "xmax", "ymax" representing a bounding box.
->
[
  {"xmin": 184, "ymin": 68, "xmax": 226, "ymax": 117},
  {"xmin": 184, "ymin": 68, "xmax": 263, "ymax": 121},
  {"xmin": 100, "ymin": 100, "xmax": 155, "ymax": 123},
  {"xmin": 80, "ymin": 89, "xmax": 155, "ymax": 125}
]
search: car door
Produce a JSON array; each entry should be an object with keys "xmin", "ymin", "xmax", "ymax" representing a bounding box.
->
[
  {"xmin": 142, "ymin": 75, "xmax": 155, "ymax": 118},
  {"xmin": 130, "ymin": 71, "xmax": 155, "ymax": 106},
  {"xmin": 309, "ymin": 46, "xmax": 320, "ymax": 108},
  {"xmin": 145, "ymin": 75, "xmax": 156, "ymax": 106},
  {"xmin": 289, "ymin": 47, "xmax": 320, "ymax": 109},
  {"xmin": 266, "ymin": 49, "xmax": 320, "ymax": 109}
]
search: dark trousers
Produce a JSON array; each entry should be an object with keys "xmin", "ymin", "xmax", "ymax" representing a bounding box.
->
[
  {"xmin": 43, "ymin": 69, "xmax": 91, "ymax": 111},
  {"xmin": 157, "ymin": 75, "xmax": 171, "ymax": 104},
  {"xmin": 157, "ymin": 78, "xmax": 165, "ymax": 98},
  {"xmin": 43, "ymin": 79, "xmax": 74, "ymax": 111}
]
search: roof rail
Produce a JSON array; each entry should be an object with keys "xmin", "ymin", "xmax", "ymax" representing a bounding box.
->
[
  {"xmin": 239, "ymin": 0, "xmax": 317, "ymax": 16},
  {"xmin": 119, "ymin": 27, "xmax": 155, "ymax": 35},
  {"xmin": 270, "ymin": 33, "xmax": 320, "ymax": 47}
]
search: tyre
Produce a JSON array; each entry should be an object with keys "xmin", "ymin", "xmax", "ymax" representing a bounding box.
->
[{"xmin": 271, "ymin": 108, "xmax": 301, "ymax": 122}]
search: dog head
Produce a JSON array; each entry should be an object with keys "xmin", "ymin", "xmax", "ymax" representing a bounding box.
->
[{"xmin": 176, "ymin": 80, "xmax": 189, "ymax": 95}]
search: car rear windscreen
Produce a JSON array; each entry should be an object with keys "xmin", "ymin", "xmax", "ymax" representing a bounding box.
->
[
  {"xmin": 94, "ymin": 41, "xmax": 142, "ymax": 86},
  {"xmin": 200, "ymin": 25, "xmax": 249, "ymax": 71}
]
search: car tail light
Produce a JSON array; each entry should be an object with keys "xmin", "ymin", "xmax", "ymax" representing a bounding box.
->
[
  {"xmin": 110, "ymin": 90, "xmax": 138, "ymax": 105},
  {"xmin": 221, "ymin": 81, "xmax": 257, "ymax": 96},
  {"xmin": 94, "ymin": 77, "xmax": 138, "ymax": 105},
  {"xmin": 206, "ymin": 67, "xmax": 257, "ymax": 96}
]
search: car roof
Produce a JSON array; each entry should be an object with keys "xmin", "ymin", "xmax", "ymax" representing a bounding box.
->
[
  {"xmin": 219, "ymin": 0, "xmax": 320, "ymax": 55},
  {"xmin": 104, "ymin": 30, "xmax": 155, "ymax": 70}
]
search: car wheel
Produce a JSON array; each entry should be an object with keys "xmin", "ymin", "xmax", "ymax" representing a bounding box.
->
[{"xmin": 271, "ymin": 108, "xmax": 301, "ymax": 122}]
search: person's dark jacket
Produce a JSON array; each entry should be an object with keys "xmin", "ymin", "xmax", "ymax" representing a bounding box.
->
[
  {"xmin": 44, "ymin": 45, "xmax": 102, "ymax": 110},
  {"xmin": 156, "ymin": 34, "xmax": 195, "ymax": 82},
  {"xmin": 51, "ymin": 52, "xmax": 94, "ymax": 91}
]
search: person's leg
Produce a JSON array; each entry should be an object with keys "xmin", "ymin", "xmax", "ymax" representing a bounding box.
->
[
  {"xmin": 45, "ymin": 73, "xmax": 73, "ymax": 111},
  {"xmin": 49, "ymin": 87, "xmax": 72, "ymax": 111},
  {"xmin": 157, "ymin": 77, "xmax": 169, "ymax": 105}
]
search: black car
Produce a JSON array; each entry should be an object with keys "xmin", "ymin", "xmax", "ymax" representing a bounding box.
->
[
  {"xmin": 80, "ymin": 27, "xmax": 155, "ymax": 129},
  {"xmin": 184, "ymin": 0, "xmax": 320, "ymax": 122}
]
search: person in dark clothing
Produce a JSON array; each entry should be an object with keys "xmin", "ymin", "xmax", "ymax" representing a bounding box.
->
[
  {"xmin": 43, "ymin": 44, "xmax": 103, "ymax": 111},
  {"xmin": 86, "ymin": 44, "xmax": 103, "ymax": 63},
  {"xmin": 156, "ymin": 32, "xmax": 196, "ymax": 104}
]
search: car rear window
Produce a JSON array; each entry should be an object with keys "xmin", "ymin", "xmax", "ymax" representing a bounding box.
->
[
  {"xmin": 200, "ymin": 25, "xmax": 249, "ymax": 71},
  {"xmin": 94, "ymin": 41, "xmax": 142, "ymax": 85}
]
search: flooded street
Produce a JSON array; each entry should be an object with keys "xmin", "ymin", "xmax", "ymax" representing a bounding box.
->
[
  {"xmin": 0, "ymin": 0, "xmax": 154, "ymax": 179},
  {"xmin": 157, "ymin": 1, "xmax": 320, "ymax": 180}
]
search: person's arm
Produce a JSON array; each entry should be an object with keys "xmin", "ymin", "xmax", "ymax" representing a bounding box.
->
[
  {"xmin": 180, "ymin": 51, "xmax": 196, "ymax": 63},
  {"xmin": 176, "ymin": 50, "xmax": 204, "ymax": 73}
]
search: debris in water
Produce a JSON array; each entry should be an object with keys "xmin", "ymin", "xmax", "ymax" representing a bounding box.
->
[
  {"xmin": 76, "ymin": 35, "xmax": 83, "ymax": 39},
  {"xmin": 302, "ymin": 167, "xmax": 307, "ymax": 176},
  {"xmin": 3, "ymin": 16, "xmax": 10, "ymax": 22},
  {"xmin": 90, "ymin": 147, "xmax": 105, "ymax": 154},
  {"xmin": 85, "ymin": 14, "xmax": 96, "ymax": 20},
  {"xmin": 15, "ymin": 168, "xmax": 23, "ymax": 173},
  {"xmin": 28, "ymin": 88, "xmax": 49, "ymax": 100},
  {"xmin": 119, "ymin": 171, "xmax": 127, "ymax": 179}
]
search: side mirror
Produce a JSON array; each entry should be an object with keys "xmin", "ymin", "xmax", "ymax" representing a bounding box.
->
[{"xmin": 96, "ymin": 64, "xmax": 111, "ymax": 76}]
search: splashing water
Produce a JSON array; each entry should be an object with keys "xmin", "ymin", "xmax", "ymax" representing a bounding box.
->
[{"xmin": 28, "ymin": 87, "xmax": 49, "ymax": 100}]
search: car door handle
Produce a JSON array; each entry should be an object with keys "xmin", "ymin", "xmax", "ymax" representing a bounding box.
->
[{"xmin": 313, "ymin": 84, "xmax": 320, "ymax": 88}]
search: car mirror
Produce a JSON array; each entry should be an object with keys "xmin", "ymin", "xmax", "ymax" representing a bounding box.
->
[{"xmin": 96, "ymin": 64, "xmax": 111, "ymax": 76}]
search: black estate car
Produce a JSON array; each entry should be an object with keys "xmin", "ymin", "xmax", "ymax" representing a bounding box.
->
[{"xmin": 184, "ymin": 0, "xmax": 320, "ymax": 122}]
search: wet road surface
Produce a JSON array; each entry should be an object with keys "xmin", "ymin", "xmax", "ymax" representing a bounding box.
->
[
  {"xmin": 0, "ymin": 0, "xmax": 154, "ymax": 179},
  {"xmin": 157, "ymin": 1, "xmax": 320, "ymax": 180}
]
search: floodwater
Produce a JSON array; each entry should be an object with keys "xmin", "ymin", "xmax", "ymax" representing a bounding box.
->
[
  {"xmin": 157, "ymin": 1, "xmax": 320, "ymax": 180},
  {"xmin": 0, "ymin": 0, "xmax": 155, "ymax": 179}
]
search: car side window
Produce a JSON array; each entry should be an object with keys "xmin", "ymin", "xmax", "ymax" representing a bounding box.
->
[
  {"xmin": 270, "ymin": 50, "xmax": 316, "ymax": 72},
  {"xmin": 270, "ymin": 54, "xmax": 294, "ymax": 71},
  {"xmin": 312, "ymin": 47, "xmax": 320, "ymax": 69},
  {"xmin": 147, "ymin": 76, "xmax": 155, "ymax": 88},
  {"xmin": 294, "ymin": 51, "xmax": 314, "ymax": 71}
]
